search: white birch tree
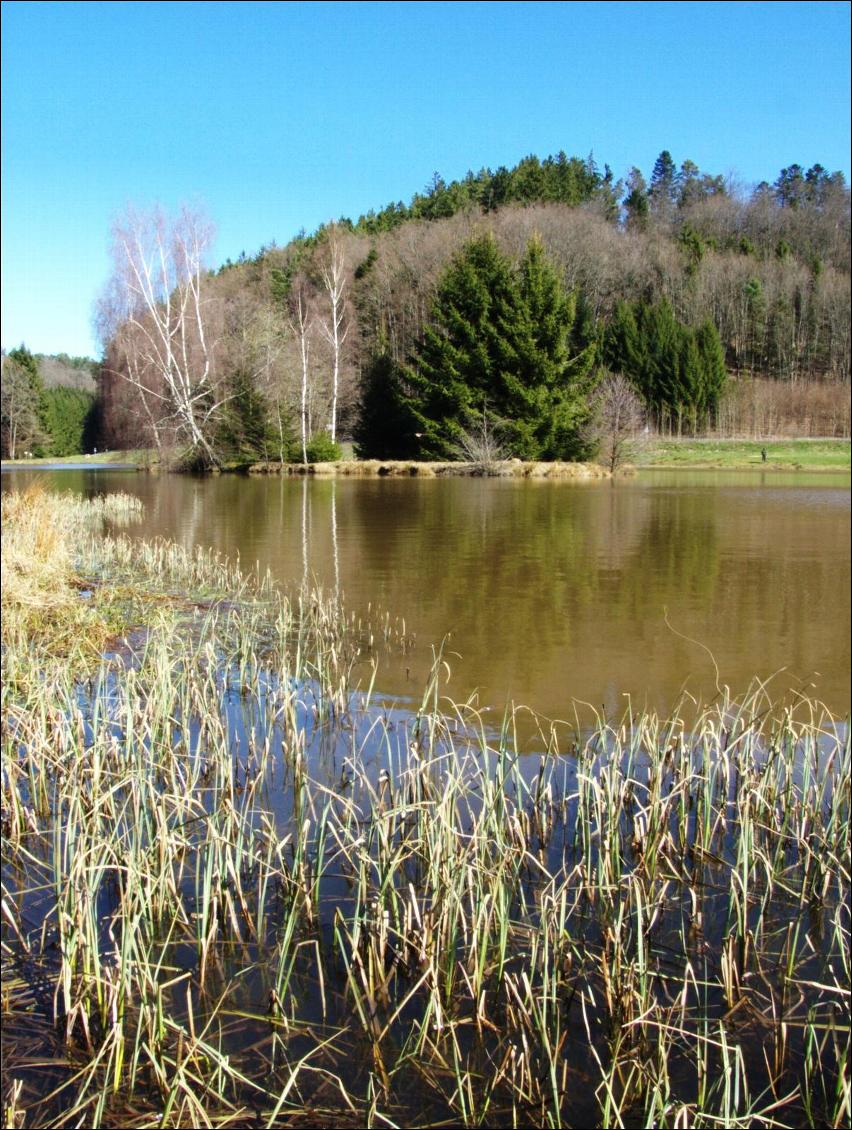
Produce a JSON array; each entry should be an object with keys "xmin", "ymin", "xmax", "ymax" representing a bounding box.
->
[
  {"xmin": 319, "ymin": 230, "xmax": 350, "ymax": 444},
  {"xmin": 98, "ymin": 204, "xmax": 225, "ymax": 465},
  {"xmin": 288, "ymin": 282, "xmax": 314, "ymax": 463}
]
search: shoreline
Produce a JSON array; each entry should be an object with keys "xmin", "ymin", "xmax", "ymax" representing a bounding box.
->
[{"xmin": 2, "ymin": 436, "xmax": 849, "ymax": 475}]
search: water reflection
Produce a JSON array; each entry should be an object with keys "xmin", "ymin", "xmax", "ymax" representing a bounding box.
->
[{"xmin": 2, "ymin": 468, "xmax": 849, "ymax": 715}]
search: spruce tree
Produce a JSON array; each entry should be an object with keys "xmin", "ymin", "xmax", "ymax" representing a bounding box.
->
[
  {"xmin": 354, "ymin": 352, "xmax": 419, "ymax": 458},
  {"xmin": 605, "ymin": 300, "xmax": 728, "ymax": 432},
  {"xmin": 623, "ymin": 168, "xmax": 649, "ymax": 230},
  {"xmin": 649, "ymin": 150, "xmax": 677, "ymax": 217},
  {"xmin": 512, "ymin": 236, "xmax": 597, "ymax": 458},
  {"xmin": 404, "ymin": 234, "xmax": 596, "ymax": 461},
  {"xmin": 405, "ymin": 234, "xmax": 518, "ymax": 460},
  {"xmin": 695, "ymin": 320, "xmax": 728, "ymax": 425},
  {"xmin": 8, "ymin": 345, "xmax": 49, "ymax": 455}
]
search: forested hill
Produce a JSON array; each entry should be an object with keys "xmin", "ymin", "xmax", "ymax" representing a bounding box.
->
[
  {"xmin": 220, "ymin": 149, "xmax": 849, "ymax": 270},
  {"xmin": 89, "ymin": 147, "xmax": 850, "ymax": 464}
]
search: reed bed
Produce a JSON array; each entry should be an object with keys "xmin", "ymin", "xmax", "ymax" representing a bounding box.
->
[{"xmin": 1, "ymin": 488, "xmax": 849, "ymax": 1128}]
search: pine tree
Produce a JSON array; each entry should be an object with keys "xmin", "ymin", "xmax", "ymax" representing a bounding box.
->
[
  {"xmin": 7, "ymin": 345, "xmax": 50, "ymax": 455},
  {"xmin": 403, "ymin": 235, "xmax": 596, "ymax": 461},
  {"xmin": 354, "ymin": 352, "xmax": 419, "ymax": 458}
]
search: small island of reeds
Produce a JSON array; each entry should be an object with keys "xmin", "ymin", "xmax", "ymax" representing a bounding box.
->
[{"xmin": 1, "ymin": 487, "xmax": 849, "ymax": 1129}]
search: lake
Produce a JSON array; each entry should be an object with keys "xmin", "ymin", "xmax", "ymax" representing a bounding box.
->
[
  {"xmin": 3, "ymin": 465, "xmax": 850, "ymax": 1128},
  {"xmin": 3, "ymin": 466, "xmax": 849, "ymax": 717}
]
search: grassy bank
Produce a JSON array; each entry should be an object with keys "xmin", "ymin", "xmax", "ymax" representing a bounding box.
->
[
  {"xmin": 248, "ymin": 457, "xmax": 610, "ymax": 478},
  {"xmin": 2, "ymin": 488, "xmax": 850, "ymax": 1128},
  {"xmin": 1, "ymin": 449, "xmax": 147, "ymax": 468},
  {"xmin": 644, "ymin": 437, "xmax": 851, "ymax": 471},
  {"xmin": 4, "ymin": 437, "xmax": 850, "ymax": 475}
]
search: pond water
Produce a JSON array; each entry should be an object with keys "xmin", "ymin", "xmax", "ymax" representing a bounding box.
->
[
  {"xmin": 3, "ymin": 466, "xmax": 850, "ymax": 716},
  {"xmin": 3, "ymin": 465, "xmax": 850, "ymax": 1126}
]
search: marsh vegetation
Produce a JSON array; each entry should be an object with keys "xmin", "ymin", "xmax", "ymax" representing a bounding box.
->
[{"xmin": 1, "ymin": 488, "xmax": 849, "ymax": 1128}]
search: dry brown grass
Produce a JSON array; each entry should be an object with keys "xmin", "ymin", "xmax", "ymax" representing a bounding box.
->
[
  {"xmin": 1, "ymin": 486, "xmax": 143, "ymax": 659},
  {"xmin": 248, "ymin": 458, "xmax": 610, "ymax": 479},
  {"xmin": 1, "ymin": 484, "xmax": 75, "ymax": 613}
]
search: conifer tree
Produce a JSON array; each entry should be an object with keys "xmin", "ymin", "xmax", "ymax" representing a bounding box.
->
[
  {"xmin": 604, "ymin": 300, "xmax": 727, "ymax": 432},
  {"xmin": 353, "ymin": 352, "xmax": 419, "ymax": 458},
  {"xmin": 511, "ymin": 236, "xmax": 597, "ymax": 458},
  {"xmin": 7, "ymin": 345, "xmax": 50, "ymax": 455},
  {"xmin": 405, "ymin": 234, "xmax": 518, "ymax": 459},
  {"xmin": 695, "ymin": 320, "xmax": 728, "ymax": 425},
  {"xmin": 649, "ymin": 150, "xmax": 677, "ymax": 217},
  {"xmin": 403, "ymin": 234, "xmax": 596, "ymax": 461},
  {"xmin": 623, "ymin": 168, "xmax": 649, "ymax": 230}
]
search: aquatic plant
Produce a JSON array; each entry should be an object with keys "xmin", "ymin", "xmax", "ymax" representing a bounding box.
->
[{"xmin": 1, "ymin": 489, "xmax": 849, "ymax": 1128}]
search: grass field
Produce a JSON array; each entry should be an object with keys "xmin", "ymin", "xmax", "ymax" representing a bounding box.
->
[
  {"xmin": 644, "ymin": 437, "xmax": 851, "ymax": 470},
  {"xmin": 3, "ymin": 438, "xmax": 850, "ymax": 473}
]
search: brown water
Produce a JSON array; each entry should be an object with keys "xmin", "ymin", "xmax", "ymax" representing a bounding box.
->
[{"xmin": 3, "ymin": 467, "xmax": 850, "ymax": 716}]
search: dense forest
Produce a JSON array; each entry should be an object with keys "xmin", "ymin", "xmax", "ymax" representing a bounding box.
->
[
  {"xmin": 3, "ymin": 150, "xmax": 850, "ymax": 464},
  {"xmin": 0, "ymin": 348, "xmax": 98, "ymax": 458}
]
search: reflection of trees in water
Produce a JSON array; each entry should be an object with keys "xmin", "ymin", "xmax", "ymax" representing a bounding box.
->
[
  {"xmin": 350, "ymin": 479, "xmax": 595, "ymax": 631},
  {"xmin": 124, "ymin": 475, "xmax": 848, "ymax": 714},
  {"xmin": 699, "ymin": 500, "xmax": 850, "ymax": 690}
]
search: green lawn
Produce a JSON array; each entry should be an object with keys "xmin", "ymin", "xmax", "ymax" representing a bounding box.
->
[
  {"xmin": 1, "ymin": 449, "xmax": 148, "ymax": 467},
  {"xmin": 645, "ymin": 437, "xmax": 851, "ymax": 471},
  {"xmin": 4, "ymin": 439, "xmax": 849, "ymax": 473}
]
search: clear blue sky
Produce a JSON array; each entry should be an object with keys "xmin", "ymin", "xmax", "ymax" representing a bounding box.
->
[{"xmin": 2, "ymin": 0, "xmax": 850, "ymax": 358}]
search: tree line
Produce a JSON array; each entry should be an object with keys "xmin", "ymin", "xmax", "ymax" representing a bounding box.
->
[
  {"xmin": 1, "ymin": 346, "xmax": 98, "ymax": 459},
  {"xmin": 6, "ymin": 147, "xmax": 847, "ymax": 467}
]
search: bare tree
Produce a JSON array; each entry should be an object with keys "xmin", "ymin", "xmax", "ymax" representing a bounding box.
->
[
  {"xmin": 1, "ymin": 358, "xmax": 43, "ymax": 459},
  {"xmin": 588, "ymin": 371, "xmax": 648, "ymax": 472},
  {"xmin": 97, "ymin": 204, "xmax": 225, "ymax": 466},
  {"xmin": 318, "ymin": 229, "xmax": 350, "ymax": 443},
  {"xmin": 453, "ymin": 408, "xmax": 509, "ymax": 472},
  {"xmin": 288, "ymin": 281, "xmax": 315, "ymax": 463}
]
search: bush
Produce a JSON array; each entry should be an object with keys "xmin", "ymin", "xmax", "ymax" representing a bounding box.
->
[{"xmin": 305, "ymin": 433, "xmax": 343, "ymax": 463}]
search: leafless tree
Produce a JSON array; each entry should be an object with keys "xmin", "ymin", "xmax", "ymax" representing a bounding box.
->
[
  {"xmin": 97, "ymin": 204, "xmax": 225, "ymax": 465},
  {"xmin": 588, "ymin": 371, "xmax": 648, "ymax": 472},
  {"xmin": 453, "ymin": 408, "xmax": 509, "ymax": 472},
  {"xmin": 318, "ymin": 229, "xmax": 350, "ymax": 443},
  {"xmin": 288, "ymin": 281, "xmax": 315, "ymax": 463}
]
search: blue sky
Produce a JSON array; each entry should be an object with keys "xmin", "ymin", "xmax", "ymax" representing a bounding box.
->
[{"xmin": 2, "ymin": 0, "xmax": 850, "ymax": 358}]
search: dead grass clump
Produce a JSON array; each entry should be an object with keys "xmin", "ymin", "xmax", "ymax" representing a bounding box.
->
[
  {"xmin": 1, "ymin": 487, "xmax": 143, "ymax": 659},
  {"xmin": 1, "ymin": 485, "xmax": 75, "ymax": 613}
]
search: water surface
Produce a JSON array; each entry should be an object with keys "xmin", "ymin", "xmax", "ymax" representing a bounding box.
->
[{"xmin": 4, "ymin": 467, "xmax": 849, "ymax": 716}]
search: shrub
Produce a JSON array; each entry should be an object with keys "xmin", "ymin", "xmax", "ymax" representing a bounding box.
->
[{"xmin": 305, "ymin": 433, "xmax": 343, "ymax": 463}]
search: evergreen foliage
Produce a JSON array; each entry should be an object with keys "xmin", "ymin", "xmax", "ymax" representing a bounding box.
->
[
  {"xmin": 604, "ymin": 300, "xmax": 728, "ymax": 430},
  {"xmin": 8, "ymin": 345, "xmax": 50, "ymax": 455},
  {"xmin": 649, "ymin": 150, "xmax": 677, "ymax": 214},
  {"xmin": 353, "ymin": 353, "xmax": 419, "ymax": 458},
  {"xmin": 215, "ymin": 369, "xmax": 287, "ymax": 462},
  {"xmin": 329, "ymin": 150, "xmax": 614, "ymax": 237},
  {"xmin": 42, "ymin": 387, "xmax": 98, "ymax": 456},
  {"xmin": 305, "ymin": 432, "xmax": 343, "ymax": 462},
  {"xmin": 623, "ymin": 168, "xmax": 649, "ymax": 230},
  {"xmin": 401, "ymin": 234, "xmax": 597, "ymax": 461}
]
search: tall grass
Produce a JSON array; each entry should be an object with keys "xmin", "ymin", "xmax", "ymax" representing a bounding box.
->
[{"xmin": 1, "ymin": 488, "xmax": 849, "ymax": 1128}]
